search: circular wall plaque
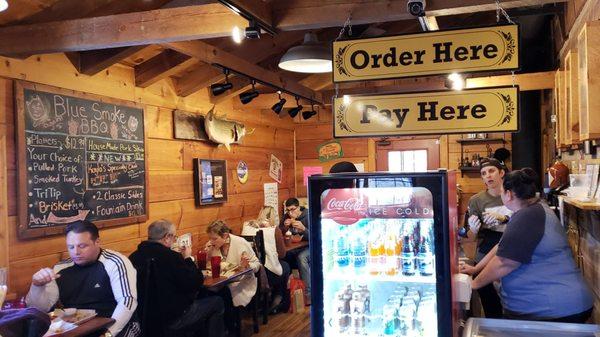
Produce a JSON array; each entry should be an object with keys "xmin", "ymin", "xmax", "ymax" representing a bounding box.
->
[{"xmin": 237, "ymin": 161, "xmax": 249, "ymax": 184}]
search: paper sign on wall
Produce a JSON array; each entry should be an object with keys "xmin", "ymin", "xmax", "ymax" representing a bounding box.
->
[
  {"xmin": 269, "ymin": 154, "xmax": 283, "ymax": 183},
  {"xmin": 303, "ymin": 166, "xmax": 323, "ymax": 186},
  {"xmin": 264, "ymin": 182, "xmax": 279, "ymax": 224}
]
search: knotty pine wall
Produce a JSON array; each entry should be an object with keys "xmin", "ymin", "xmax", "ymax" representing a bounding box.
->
[
  {"xmin": 0, "ymin": 54, "xmax": 295, "ymax": 296},
  {"xmin": 294, "ymin": 108, "xmax": 512, "ymax": 257}
]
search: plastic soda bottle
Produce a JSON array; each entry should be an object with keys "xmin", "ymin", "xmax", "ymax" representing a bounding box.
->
[
  {"xmin": 401, "ymin": 235, "xmax": 416, "ymax": 276},
  {"xmin": 335, "ymin": 226, "xmax": 350, "ymax": 268},
  {"xmin": 417, "ymin": 237, "xmax": 434, "ymax": 276}
]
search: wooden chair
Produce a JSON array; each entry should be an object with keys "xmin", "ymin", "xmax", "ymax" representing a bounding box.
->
[{"xmin": 242, "ymin": 230, "xmax": 270, "ymax": 329}]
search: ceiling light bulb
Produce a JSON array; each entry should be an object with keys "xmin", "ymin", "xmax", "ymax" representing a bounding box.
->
[
  {"xmin": 343, "ymin": 95, "xmax": 351, "ymax": 105},
  {"xmin": 232, "ymin": 26, "xmax": 243, "ymax": 44},
  {"xmin": 0, "ymin": 0, "xmax": 7, "ymax": 12},
  {"xmin": 451, "ymin": 81, "xmax": 464, "ymax": 91},
  {"xmin": 448, "ymin": 73, "xmax": 461, "ymax": 82}
]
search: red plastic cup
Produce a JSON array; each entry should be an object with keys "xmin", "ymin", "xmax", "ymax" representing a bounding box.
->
[
  {"xmin": 210, "ymin": 256, "xmax": 222, "ymax": 279},
  {"xmin": 197, "ymin": 251, "xmax": 207, "ymax": 270}
]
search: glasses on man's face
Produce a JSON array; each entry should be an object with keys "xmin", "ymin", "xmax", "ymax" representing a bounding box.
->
[{"xmin": 285, "ymin": 207, "xmax": 298, "ymax": 214}]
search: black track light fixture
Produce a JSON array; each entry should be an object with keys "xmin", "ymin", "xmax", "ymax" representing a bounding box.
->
[
  {"xmin": 239, "ymin": 80, "xmax": 259, "ymax": 104},
  {"xmin": 271, "ymin": 91, "xmax": 287, "ymax": 114},
  {"xmin": 210, "ymin": 69, "xmax": 233, "ymax": 96},
  {"xmin": 288, "ymin": 97, "xmax": 303, "ymax": 118},
  {"xmin": 302, "ymin": 102, "xmax": 318, "ymax": 120}
]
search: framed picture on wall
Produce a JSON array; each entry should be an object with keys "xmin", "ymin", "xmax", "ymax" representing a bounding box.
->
[{"xmin": 193, "ymin": 159, "xmax": 228, "ymax": 206}]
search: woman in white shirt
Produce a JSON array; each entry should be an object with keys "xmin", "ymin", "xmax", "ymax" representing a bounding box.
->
[
  {"xmin": 205, "ymin": 220, "xmax": 260, "ymax": 334},
  {"xmin": 242, "ymin": 206, "xmax": 291, "ymax": 313}
]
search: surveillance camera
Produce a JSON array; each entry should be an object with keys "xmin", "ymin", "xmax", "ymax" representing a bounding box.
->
[
  {"xmin": 407, "ymin": 0, "xmax": 426, "ymax": 17},
  {"xmin": 245, "ymin": 26, "xmax": 261, "ymax": 39}
]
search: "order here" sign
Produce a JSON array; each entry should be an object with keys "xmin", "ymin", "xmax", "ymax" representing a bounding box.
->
[
  {"xmin": 333, "ymin": 86, "xmax": 519, "ymax": 138},
  {"xmin": 333, "ymin": 25, "xmax": 519, "ymax": 83}
]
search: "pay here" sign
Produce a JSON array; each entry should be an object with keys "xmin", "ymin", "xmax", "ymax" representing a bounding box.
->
[
  {"xmin": 333, "ymin": 25, "xmax": 519, "ymax": 83},
  {"xmin": 333, "ymin": 86, "xmax": 519, "ymax": 138}
]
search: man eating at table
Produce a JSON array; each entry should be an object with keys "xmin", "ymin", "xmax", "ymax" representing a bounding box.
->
[
  {"xmin": 26, "ymin": 220, "xmax": 140, "ymax": 337},
  {"xmin": 129, "ymin": 219, "xmax": 224, "ymax": 337}
]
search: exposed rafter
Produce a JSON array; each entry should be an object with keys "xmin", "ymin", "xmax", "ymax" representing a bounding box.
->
[
  {"xmin": 135, "ymin": 49, "xmax": 197, "ymax": 88},
  {"xmin": 164, "ymin": 40, "xmax": 322, "ymax": 103},
  {"xmin": 174, "ymin": 30, "xmax": 306, "ymax": 97},
  {"xmin": 0, "ymin": 0, "xmax": 566, "ymax": 56},
  {"xmin": 0, "ymin": 4, "xmax": 246, "ymax": 56}
]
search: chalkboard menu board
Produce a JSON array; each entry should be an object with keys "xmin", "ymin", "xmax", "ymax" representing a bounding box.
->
[{"xmin": 16, "ymin": 81, "xmax": 148, "ymax": 239}]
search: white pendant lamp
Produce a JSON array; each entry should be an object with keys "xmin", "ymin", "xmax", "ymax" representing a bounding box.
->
[
  {"xmin": 0, "ymin": 0, "xmax": 8, "ymax": 12},
  {"xmin": 278, "ymin": 32, "xmax": 332, "ymax": 73}
]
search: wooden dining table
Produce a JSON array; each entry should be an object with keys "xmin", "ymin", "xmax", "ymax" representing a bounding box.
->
[
  {"xmin": 47, "ymin": 317, "xmax": 115, "ymax": 337},
  {"xmin": 285, "ymin": 240, "xmax": 308, "ymax": 254},
  {"xmin": 203, "ymin": 267, "xmax": 253, "ymax": 289}
]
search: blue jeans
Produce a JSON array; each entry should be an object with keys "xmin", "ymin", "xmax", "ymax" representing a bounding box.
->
[{"xmin": 296, "ymin": 248, "xmax": 311, "ymax": 296}]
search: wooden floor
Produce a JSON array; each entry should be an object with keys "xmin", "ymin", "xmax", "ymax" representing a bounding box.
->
[{"xmin": 241, "ymin": 311, "xmax": 311, "ymax": 337}]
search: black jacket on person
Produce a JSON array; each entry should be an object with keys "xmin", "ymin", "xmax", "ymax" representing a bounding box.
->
[
  {"xmin": 129, "ymin": 241, "xmax": 205, "ymax": 324},
  {"xmin": 279, "ymin": 206, "xmax": 310, "ymax": 242}
]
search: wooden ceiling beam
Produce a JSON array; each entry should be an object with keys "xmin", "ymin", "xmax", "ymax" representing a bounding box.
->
[
  {"xmin": 175, "ymin": 63, "xmax": 225, "ymax": 97},
  {"xmin": 135, "ymin": 49, "xmax": 197, "ymax": 87},
  {"xmin": 272, "ymin": 0, "xmax": 567, "ymax": 31},
  {"xmin": 174, "ymin": 30, "xmax": 306, "ymax": 97},
  {"xmin": 466, "ymin": 71, "xmax": 554, "ymax": 90},
  {"xmin": 69, "ymin": 46, "xmax": 150, "ymax": 76},
  {"xmin": 299, "ymin": 73, "xmax": 332, "ymax": 91},
  {"xmin": 165, "ymin": 40, "xmax": 322, "ymax": 103},
  {"xmin": 0, "ymin": 4, "xmax": 247, "ymax": 56},
  {"xmin": 217, "ymin": 0, "xmax": 274, "ymax": 30},
  {"xmin": 0, "ymin": 0, "xmax": 566, "ymax": 57}
]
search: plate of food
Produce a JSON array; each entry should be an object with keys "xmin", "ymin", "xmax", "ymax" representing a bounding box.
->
[
  {"xmin": 61, "ymin": 309, "xmax": 97, "ymax": 325},
  {"xmin": 43, "ymin": 320, "xmax": 77, "ymax": 337}
]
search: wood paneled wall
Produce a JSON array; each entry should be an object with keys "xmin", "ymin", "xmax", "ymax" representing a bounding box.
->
[
  {"xmin": 294, "ymin": 108, "xmax": 512, "ymax": 250},
  {"xmin": 0, "ymin": 54, "xmax": 295, "ymax": 296}
]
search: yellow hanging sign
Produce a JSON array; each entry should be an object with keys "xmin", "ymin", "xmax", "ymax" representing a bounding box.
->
[
  {"xmin": 333, "ymin": 25, "xmax": 519, "ymax": 83},
  {"xmin": 333, "ymin": 86, "xmax": 519, "ymax": 138}
]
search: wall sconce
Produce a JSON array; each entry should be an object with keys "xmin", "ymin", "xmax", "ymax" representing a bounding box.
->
[
  {"xmin": 288, "ymin": 97, "xmax": 303, "ymax": 118},
  {"xmin": 271, "ymin": 91, "xmax": 287, "ymax": 114},
  {"xmin": 239, "ymin": 80, "xmax": 259, "ymax": 104},
  {"xmin": 210, "ymin": 69, "xmax": 233, "ymax": 96}
]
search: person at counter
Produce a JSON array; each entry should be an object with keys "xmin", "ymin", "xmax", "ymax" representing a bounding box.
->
[
  {"xmin": 463, "ymin": 168, "xmax": 594, "ymax": 322},
  {"xmin": 466, "ymin": 157, "xmax": 512, "ymax": 318},
  {"xmin": 279, "ymin": 198, "xmax": 311, "ymax": 305},
  {"xmin": 129, "ymin": 219, "xmax": 224, "ymax": 337},
  {"xmin": 26, "ymin": 220, "xmax": 140, "ymax": 337}
]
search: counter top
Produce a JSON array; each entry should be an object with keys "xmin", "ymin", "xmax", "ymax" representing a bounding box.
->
[{"xmin": 562, "ymin": 197, "xmax": 600, "ymax": 210}]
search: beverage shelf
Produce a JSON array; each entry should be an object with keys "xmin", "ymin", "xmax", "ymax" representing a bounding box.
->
[{"xmin": 324, "ymin": 271, "xmax": 436, "ymax": 284}]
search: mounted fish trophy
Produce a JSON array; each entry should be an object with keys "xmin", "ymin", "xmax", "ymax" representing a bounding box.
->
[{"xmin": 204, "ymin": 106, "xmax": 254, "ymax": 151}]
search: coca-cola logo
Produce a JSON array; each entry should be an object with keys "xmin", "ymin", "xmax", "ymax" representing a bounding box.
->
[{"xmin": 326, "ymin": 197, "xmax": 366, "ymax": 211}]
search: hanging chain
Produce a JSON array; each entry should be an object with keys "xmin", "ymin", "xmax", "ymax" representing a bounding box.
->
[
  {"xmin": 334, "ymin": 15, "xmax": 352, "ymax": 99},
  {"xmin": 335, "ymin": 15, "xmax": 353, "ymax": 42},
  {"xmin": 495, "ymin": 0, "xmax": 515, "ymax": 24}
]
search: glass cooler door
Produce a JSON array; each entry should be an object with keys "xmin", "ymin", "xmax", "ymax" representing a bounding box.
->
[{"xmin": 309, "ymin": 173, "xmax": 454, "ymax": 337}]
